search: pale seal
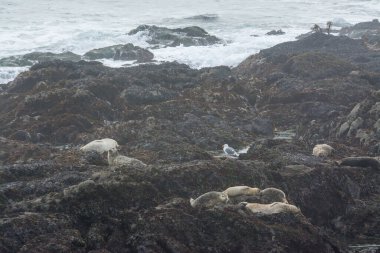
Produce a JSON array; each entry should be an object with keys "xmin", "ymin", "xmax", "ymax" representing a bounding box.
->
[
  {"xmin": 312, "ymin": 144, "xmax": 333, "ymax": 157},
  {"xmin": 80, "ymin": 138, "xmax": 119, "ymax": 154},
  {"xmin": 223, "ymin": 186, "xmax": 260, "ymax": 197},
  {"xmin": 242, "ymin": 202, "xmax": 301, "ymax": 215},
  {"xmin": 190, "ymin": 191, "xmax": 229, "ymax": 208}
]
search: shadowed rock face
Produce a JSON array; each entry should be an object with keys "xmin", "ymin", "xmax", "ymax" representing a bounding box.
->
[
  {"xmin": 1, "ymin": 23, "xmax": 380, "ymax": 253},
  {"xmin": 128, "ymin": 25, "xmax": 223, "ymax": 47}
]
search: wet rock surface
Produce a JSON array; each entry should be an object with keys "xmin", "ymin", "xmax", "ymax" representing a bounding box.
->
[
  {"xmin": 1, "ymin": 23, "xmax": 380, "ymax": 252},
  {"xmin": 0, "ymin": 52, "xmax": 82, "ymax": 67},
  {"xmin": 266, "ymin": 29, "xmax": 285, "ymax": 35},
  {"xmin": 128, "ymin": 25, "xmax": 223, "ymax": 47},
  {"xmin": 83, "ymin": 43, "xmax": 154, "ymax": 63}
]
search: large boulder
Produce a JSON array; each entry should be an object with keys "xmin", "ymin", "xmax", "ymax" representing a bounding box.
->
[
  {"xmin": 128, "ymin": 25, "xmax": 222, "ymax": 47},
  {"xmin": 83, "ymin": 43, "xmax": 154, "ymax": 62}
]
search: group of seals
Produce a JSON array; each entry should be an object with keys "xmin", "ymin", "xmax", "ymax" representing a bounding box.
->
[{"xmin": 190, "ymin": 185, "xmax": 300, "ymax": 215}]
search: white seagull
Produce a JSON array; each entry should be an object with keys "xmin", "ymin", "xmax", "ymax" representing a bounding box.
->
[{"xmin": 223, "ymin": 144, "xmax": 239, "ymax": 157}]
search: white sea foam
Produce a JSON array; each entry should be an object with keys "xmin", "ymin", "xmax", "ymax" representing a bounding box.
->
[
  {"xmin": 0, "ymin": 67, "xmax": 29, "ymax": 84},
  {"xmin": 1, "ymin": 0, "xmax": 379, "ymax": 82}
]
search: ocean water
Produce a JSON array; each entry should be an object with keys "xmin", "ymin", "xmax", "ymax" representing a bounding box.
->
[{"xmin": 1, "ymin": 0, "xmax": 380, "ymax": 83}]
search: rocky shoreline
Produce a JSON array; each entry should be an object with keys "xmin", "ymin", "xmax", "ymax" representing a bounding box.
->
[
  {"xmin": 0, "ymin": 25, "xmax": 224, "ymax": 69},
  {"xmin": 0, "ymin": 21, "xmax": 379, "ymax": 253}
]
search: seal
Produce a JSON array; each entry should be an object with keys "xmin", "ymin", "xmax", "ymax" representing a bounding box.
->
[
  {"xmin": 107, "ymin": 149, "xmax": 146, "ymax": 168},
  {"xmin": 223, "ymin": 186, "xmax": 260, "ymax": 197},
  {"xmin": 312, "ymin": 144, "xmax": 333, "ymax": 157},
  {"xmin": 242, "ymin": 202, "xmax": 300, "ymax": 215},
  {"xmin": 259, "ymin": 187, "xmax": 288, "ymax": 204},
  {"xmin": 224, "ymin": 186, "xmax": 261, "ymax": 204},
  {"xmin": 190, "ymin": 191, "xmax": 229, "ymax": 208},
  {"xmin": 80, "ymin": 138, "xmax": 119, "ymax": 154}
]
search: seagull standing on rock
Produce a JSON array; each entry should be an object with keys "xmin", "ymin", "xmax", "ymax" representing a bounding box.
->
[{"xmin": 223, "ymin": 144, "xmax": 239, "ymax": 157}]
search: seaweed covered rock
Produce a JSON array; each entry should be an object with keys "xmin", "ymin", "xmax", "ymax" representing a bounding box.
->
[
  {"xmin": 1, "ymin": 158, "xmax": 356, "ymax": 252},
  {"xmin": 0, "ymin": 60, "xmax": 260, "ymax": 162},
  {"xmin": 1, "ymin": 21, "xmax": 380, "ymax": 252}
]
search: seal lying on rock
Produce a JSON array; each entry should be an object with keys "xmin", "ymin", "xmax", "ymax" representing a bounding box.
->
[
  {"xmin": 107, "ymin": 148, "xmax": 146, "ymax": 168},
  {"xmin": 190, "ymin": 191, "xmax": 229, "ymax": 208},
  {"xmin": 340, "ymin": 156, "xmax": 380, "ymax": 170},
  {"xmin": 223, "ymin": 186, "xmax": 261, "ymax": 204},
  {"xmin": 223, "ymin": 186, "xmax": 260, "ymax": 197},
  {"xmin": 259, "ymin": 188, "xmax": 288, "ymax": 204},
  {"xmin": 80, "ymin": 138, "xmax": 119, "ymax": 154},
  {"xmin": 242, "ymin": 202, "xmax": 301, "ymax": 215},
  {"xmin": 312, "ymin": 144, "xmax": 333, "ymax": 157}
]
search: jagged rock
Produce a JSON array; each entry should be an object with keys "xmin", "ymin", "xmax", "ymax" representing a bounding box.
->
[
  {"xmin": 18, "ymin": 229, "xmax": 86, "ymax": 253},
  {"xmin": 340, "ymin": 19, "xmax": 380, "ymax": 51},
  {"xmin": 347, "ymin": 117, "xmax": 364, "ymax": 136},
  {"xmin": 82, "ymin": 150, "xmax": 108, "ymax": 166},
  {"xmin": 128, "ymin": 25, "xmax": 222, "ymax": 47},
  {"xmin": 266, "ymin": 29, "xmax": 285, "ymax": 35},
  {"xmin": 337, "ymin": 122, "xmax": 350, "ymax": 137},
  {"xmin": 335, "ymin": 95, "xmax": 380, "ymax": 151},
  {"xmin": 83, "ymin": 43, "xmax": 154, "ymax": 62},
  {"xmin": 340, "ymin": 19, "xmax": 380, "ymax": 39},
  {"xmin": 9, "ymin": 130, "xmax": 32, "ymax": 142}
]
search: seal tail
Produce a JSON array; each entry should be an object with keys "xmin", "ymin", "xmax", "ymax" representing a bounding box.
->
[{"xmin": 190, "ymin": 198, "xmax": 195, "ymax": 207}]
